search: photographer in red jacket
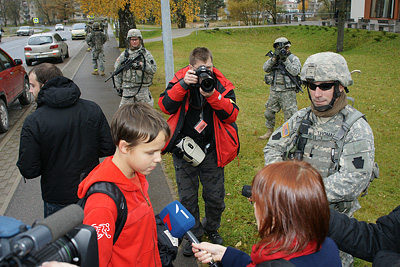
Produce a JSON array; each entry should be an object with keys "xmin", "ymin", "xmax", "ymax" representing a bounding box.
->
[{"xmin": 158, "ymin": 47, "xmax": 239, "ymax": 257}]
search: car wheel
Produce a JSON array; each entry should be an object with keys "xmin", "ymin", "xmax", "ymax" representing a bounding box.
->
[
  {"xmin": 19, "ymin": 78, "xmax": 31, "ymax": 105},
  {"xmin": 26, "ymin": 59, "xmax": 32, "ymax": 66},
  {"xmin": 58, "ymin": 53, "xmax": 64, "ymax": 63},
  {"xmin": 0, "ymin": 99, "xmax": 9, "ymax": 133},
  {"xmin": 65, "ymin": 48, "xmax": 69, "ymax": 58}
]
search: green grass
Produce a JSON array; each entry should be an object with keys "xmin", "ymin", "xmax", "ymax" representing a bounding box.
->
[{"xmin": 144, "ymin": 25, "xmax": 400, "ymax": 267}]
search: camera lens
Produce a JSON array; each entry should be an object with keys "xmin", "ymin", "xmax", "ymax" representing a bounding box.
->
[
  {"xmin": 199, "ymin": 76, "xmax": 214, "ymax": 92},
  {"xmin": 241, "ymin": 185, "xmax": 252, "ymax": 198}
]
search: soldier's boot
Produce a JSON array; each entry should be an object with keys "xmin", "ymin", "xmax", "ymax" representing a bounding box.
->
[
  {"xmin": 92, "ymin": 69, "xmax": 99, "ymax": 75},
  {"xmin": 258, "ymin": 128, "xmax": 274, "ymax": 140},
  {"xmin": 100, "ymin": 71, "xmax": 105, "ymax": 76}
]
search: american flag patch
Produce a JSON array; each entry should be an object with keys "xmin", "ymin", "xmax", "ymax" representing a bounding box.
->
[{"xmin": 282, "ymin": 122, "xmax": 289, "ymax": 137}]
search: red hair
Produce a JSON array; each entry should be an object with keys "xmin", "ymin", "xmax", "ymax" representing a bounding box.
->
[{"xmin": 252, "ymin": 160, "xmax": 329, "ymax": 254}]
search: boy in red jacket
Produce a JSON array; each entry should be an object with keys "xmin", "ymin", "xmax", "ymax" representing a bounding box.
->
[{"xmin": 78, "ymin": 103, "xmax": 170, "ymax": 267}]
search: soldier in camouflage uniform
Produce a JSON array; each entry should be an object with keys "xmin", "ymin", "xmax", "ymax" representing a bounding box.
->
[
  {"xmin": 114, "ymin": 29, "xmax": 157, "ymax": 107},
  {"xmin": 264, "ymin": 52, "xmax": 377, "ymax": 267},
  {"xmin": 85, "ymin": 22, "xmax": 107, "ymax": 76},
  {"xmin": 259, "ymin": 37, "xmax": 301, "ymax": 140}
]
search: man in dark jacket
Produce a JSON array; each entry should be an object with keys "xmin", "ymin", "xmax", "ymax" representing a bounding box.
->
[
  {"xmin": 329, "ymin": 206, "xmax": 400, "ymax": 267},
  {"xmin": 17, "ymin": 63, "xmax": 115, "ymax": 217},
  {"xmin": 158, "ymin": 47, "xmax": 239, "ymax": 257}
]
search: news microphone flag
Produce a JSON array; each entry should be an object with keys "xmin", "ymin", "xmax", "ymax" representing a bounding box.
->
[{"xmin": 159, "ymin": 200, "xmax": 195, "ymax": 238}]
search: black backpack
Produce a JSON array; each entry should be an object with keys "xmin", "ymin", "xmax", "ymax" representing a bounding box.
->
[{"xmin": 78, "ymin": 182, "xmax": 127, "ymax": 245}]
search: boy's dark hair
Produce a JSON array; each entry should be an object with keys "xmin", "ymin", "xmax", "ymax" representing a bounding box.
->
[
  {"xmin": 189, "ymin": 47, "xmax": 213, "ymax": 66},
  {"xmin": 29, "ymin": 63, "xmax": 63, "ymax": 86},
  {"xmin": 111, "ymin": 103, "xmax": 171, "ymax": 148}
]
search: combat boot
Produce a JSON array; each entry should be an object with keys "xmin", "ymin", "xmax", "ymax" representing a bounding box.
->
[
  {"xmin": 92, "ymin": 70, "xmax": 99, "ymax": 75},
  {"xmin": 100, "ymin": 71, "xmax": 105, "ymax": 76},
  {"xmin": 258, "ymin": 128, "xmax": 274, "ymax": 140}
]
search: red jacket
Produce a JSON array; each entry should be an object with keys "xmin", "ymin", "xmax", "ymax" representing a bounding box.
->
[
  {"xmin": 158, "ymin": 66, "xmax": 239, "ymax": 167},
  {"xmin": 77, "ymin": 156, "xmax": 161, "ymax": 267}
]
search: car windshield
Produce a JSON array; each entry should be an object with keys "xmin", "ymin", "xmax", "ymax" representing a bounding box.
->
[
  {"xmin": 28, "ymin": 36, "xmax": 53, "ymax": 45},
  {"xmin": 72, "ymin": 24, "xmax": 85, "ymax": 30},
  {"xmin": 20, "ymin": 26, "xmax": 30, "ymax": 30}
]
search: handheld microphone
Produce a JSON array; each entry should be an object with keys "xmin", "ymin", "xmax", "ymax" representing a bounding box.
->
[
  {"xmin": 12, "ymin": 204, "xmax": 84, "ymax": 257},
  {"xmin": 160, "ymin": 200, "xmax": 221, "ymax": 266}
]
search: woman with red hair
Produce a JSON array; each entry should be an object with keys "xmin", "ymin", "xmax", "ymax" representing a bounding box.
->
[{"xmin": 192, "ymin": 160, "xmax": 341, "ymax": 266}]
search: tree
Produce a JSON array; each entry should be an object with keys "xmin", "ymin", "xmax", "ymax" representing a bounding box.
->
[
  {"xmin": 77, "ymin": 0, "xmax": 199, "ymax": 38},
  {"xmin": 228, "ymin": 0, "xmax": 275, "ymax": 26},
  {"xmin": 199, "ymin": 0, "xmax": 225, "ymax": 20},
  {"xmin": 6, "ymin": 0, "xmax": 23, "ymax": 26},
  {"xmin": 32, "ymin": 0, "xmax": 58, "ymax": 25},
  {"xmin": 336, "ymin": 0, "xmax": 346, "ymax": 52}
]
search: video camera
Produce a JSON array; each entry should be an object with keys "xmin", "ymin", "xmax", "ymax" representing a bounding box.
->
[
  {"xmin": 195, "ymin": 65, "xmax": 215, "ymax": 93},
  {"xmin": 0, "ymin": 204, "xmax": 98, "ymax": 267}
]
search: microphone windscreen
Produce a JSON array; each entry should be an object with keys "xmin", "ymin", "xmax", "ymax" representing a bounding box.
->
[
  {"xmin": 37, "ymin": 204, "xmax": 84, "ymax": 241},
  {"xmin": 159, "ymin": 200, "xmax": 195, "ymax": 238}
]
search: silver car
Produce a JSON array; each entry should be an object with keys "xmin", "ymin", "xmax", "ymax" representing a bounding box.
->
[
  {"xmin": 16, "ymin": 26, "xmax": 34, "ymax": 36},
  {"xmin": 24, "ymin": 32, "xmax": 69, "ymax": 66}
]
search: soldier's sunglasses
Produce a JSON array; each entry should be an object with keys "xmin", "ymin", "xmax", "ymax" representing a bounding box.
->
[{"xmin": 304, "ymin": 82, "xmax": 335, "ymax": 91}]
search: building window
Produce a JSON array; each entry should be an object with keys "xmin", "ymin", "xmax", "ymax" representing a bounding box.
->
[{"xmin": 370, "ymin": 0, "xmax": 395, "ymax": 18}]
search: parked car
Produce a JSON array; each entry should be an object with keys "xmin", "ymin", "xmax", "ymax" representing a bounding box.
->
[
  {"xmin": 0, "ymin": 48, "xmax": 31, "ymax": 133},
  {"xmin": 16, "ymin": 26, "xmax": 34, "ymax": 36},
  {"xmin": 24, "ymin": 32, "xmax": 69, "ymax": 66},
  {"xmin": 70, "ymin": 23, "xmax": 86, "ymax": 40},
  {"xmin": 55, "ymin": 24, "xmax": 64, "ymax": 31}
]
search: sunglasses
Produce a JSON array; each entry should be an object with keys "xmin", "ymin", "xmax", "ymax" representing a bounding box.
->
[{"xmin": 304, "ymin": 82, "xmax": 336, "ymax": 91}]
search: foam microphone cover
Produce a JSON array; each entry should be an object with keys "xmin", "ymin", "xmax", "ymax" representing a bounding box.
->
[{"xmin": 37, "ymin": 204, "xmax": 84, "ymax": 241}]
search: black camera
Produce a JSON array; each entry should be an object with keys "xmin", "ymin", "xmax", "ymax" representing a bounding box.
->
[
  {"xmin": 279, "ymin": 48, "xmax": 288, "ymax": 57},
  {"xmin": 0, "ymin": 205, "xmax": 98, "ymax": 267},
  {"xmin": 242, "ymin": 185, "xmax": 252, "ymax": 198},
  {"xmin": 195, "ymin": 65, "xmax": 215, "ymax": 93}
]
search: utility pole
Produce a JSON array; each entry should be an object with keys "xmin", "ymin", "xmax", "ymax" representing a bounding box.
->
[{"xmin": 161, "ymin": 0, "xmax": 174, "ymax": 87}]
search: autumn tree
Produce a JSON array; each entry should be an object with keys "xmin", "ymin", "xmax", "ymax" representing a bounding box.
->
[{"xmin": 78, "ymin": 0, "xmax": 199, "ymax": 47}]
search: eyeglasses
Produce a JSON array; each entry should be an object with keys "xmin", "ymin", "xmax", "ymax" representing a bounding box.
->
[{"xmin": 304, "ymin": 82, "xmax": 336, "ymax": 91}]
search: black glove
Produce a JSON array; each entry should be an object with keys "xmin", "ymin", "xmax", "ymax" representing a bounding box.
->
[{"xmin": 132, "ymin": 61, "xmax": 142, "ymax": 70}]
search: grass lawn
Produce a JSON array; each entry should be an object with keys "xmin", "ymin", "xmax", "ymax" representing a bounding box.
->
[{"xmin": 144, "ymin": 25, "xmax": 400, "ymax": 267}]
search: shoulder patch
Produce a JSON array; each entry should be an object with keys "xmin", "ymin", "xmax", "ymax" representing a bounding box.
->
[{"xmin": 282, "ymin": 122, "xmax": 290, "ymax": 137}]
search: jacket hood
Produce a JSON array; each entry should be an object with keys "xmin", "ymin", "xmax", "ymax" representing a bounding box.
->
[
  {"xmin": 77, "ymin": 156, "xmax": 146, "ymax": 199},
  {"xmin": 37, "ymin": 76, "xmax": 81, "ymax": 108}
]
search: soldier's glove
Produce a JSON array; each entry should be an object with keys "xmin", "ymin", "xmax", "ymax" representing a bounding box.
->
[
  {"xmin": 273, "ymin": 49, "xmax": 280, "ymax": 61},
  {"xmin": 132, "ymin": 62, "xmax": 142, "ymax": 70},
  {"xmin": 116, "ymin": 88, "xmax": 123, "ymax": 97}
]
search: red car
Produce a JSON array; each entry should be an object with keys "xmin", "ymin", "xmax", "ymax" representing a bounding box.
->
[{"xmin": 0, "ymin": 48, "xmax": 31, "ymax": 133}]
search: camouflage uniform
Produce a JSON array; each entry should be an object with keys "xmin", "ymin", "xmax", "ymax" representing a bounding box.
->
[
  {"xmin": 262, "ymin": 46, "xmax": 301, "ymax": 129},
  {"xmin": 264, "ymin": 52, "xmax": 377, "ymax": 267},
  {"xmin": 114, "ymin": 46, "xmax": 157, "ymax": 107},
  {"xmin": 86, "ymin": 25, "xmax": 107, "ymax": 74}
]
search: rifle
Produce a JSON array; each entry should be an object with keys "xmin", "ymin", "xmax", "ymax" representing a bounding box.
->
[
  {"xmin": 265, "ymin": 50, "xmax": 303, "ymax": 93},
  {"xmin": 105, "ymin": 53, "xmax": 143, "ymax": 84}
]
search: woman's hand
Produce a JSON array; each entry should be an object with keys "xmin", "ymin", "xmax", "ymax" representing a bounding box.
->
[{"xmin": 192, "ymin": 242, "xmax": 227, "ymax": 264}]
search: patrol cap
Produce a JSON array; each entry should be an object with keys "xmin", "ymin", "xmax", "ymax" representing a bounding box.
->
[
  {"xmin": 127, "ymin": 29, "xmax": 142, "ymax": 39},
  {"xmin": 273, "ymin": 37, "xmax": 291, "ymax": 48},
  {"xmin": 93, "ymin": 22, "xmax": 100, "ymax": 29},
  {"xmin": 300, "ymin": 52, "xmax": 353, "ymax": 87}
]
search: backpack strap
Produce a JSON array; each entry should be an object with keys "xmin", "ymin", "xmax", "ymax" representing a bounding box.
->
[
  {"xmin": 78, "ymin": 182, "xmax": 127, "ymax": 244},
  {"xmin": 332, "ymin": 108, "xmax": 365, "ymax": 171}
]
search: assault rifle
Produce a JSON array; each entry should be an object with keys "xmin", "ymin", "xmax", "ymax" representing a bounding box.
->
[
  {"xmin": 105, "ymin": 53, "xmax": 143, "ymax": 84},
  {"xmin": 266, "ymin": 50, "xmax": 303, "ymax": 93}
]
